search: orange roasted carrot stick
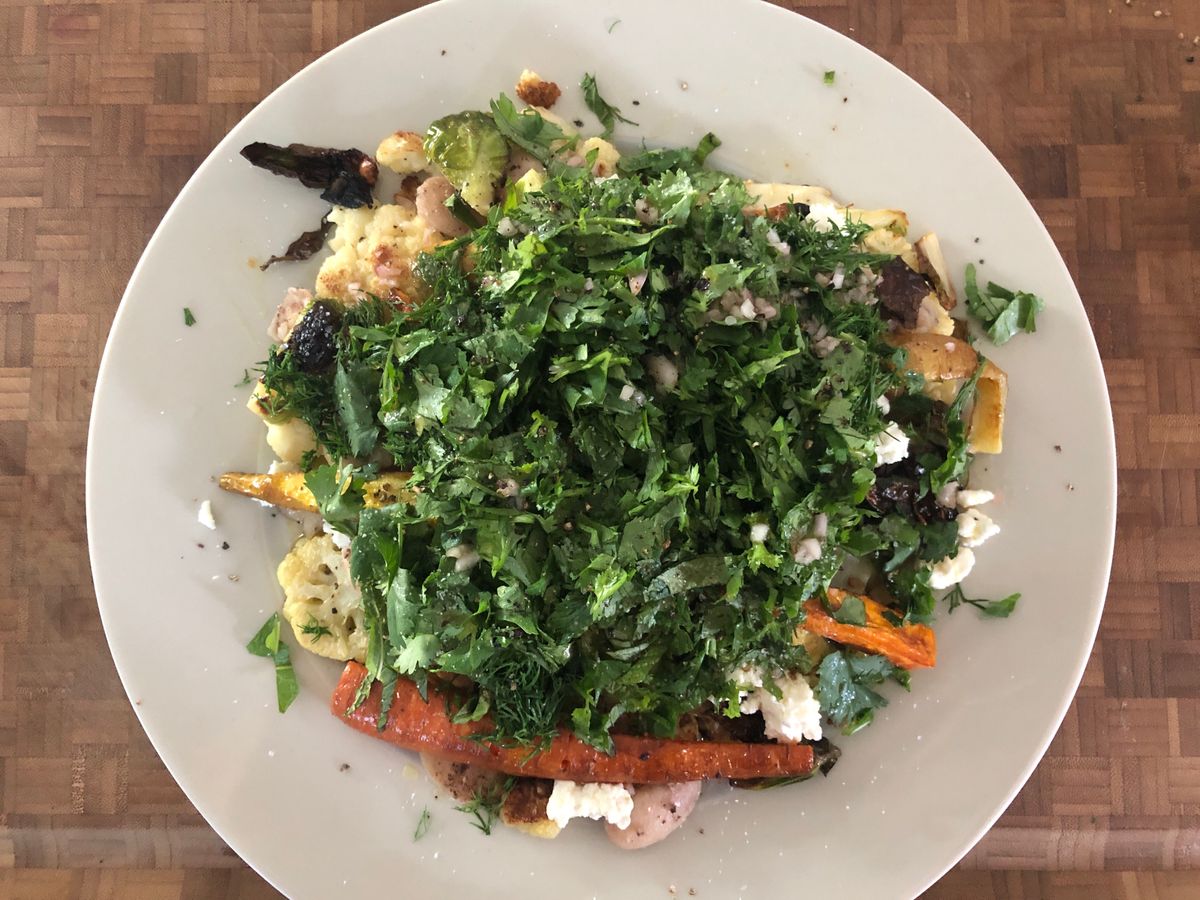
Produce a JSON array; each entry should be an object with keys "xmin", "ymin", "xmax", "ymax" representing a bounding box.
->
[
  {"xmin": 331, "ymin": 662, "xmax": 817, "ymax": 783},
  {"xmin": 801, "ymin": 588, "xmax": 936, "ymax": 669}
]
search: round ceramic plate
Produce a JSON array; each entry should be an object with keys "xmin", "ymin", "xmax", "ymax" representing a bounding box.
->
[{"xmin": 86, "ymin": 1, "xmax": 1116, "ymax": 897}]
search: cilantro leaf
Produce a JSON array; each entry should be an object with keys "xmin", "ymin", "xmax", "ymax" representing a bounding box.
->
[
  {"xmin": 580, "ymin": 73, "xmax": 638, "ymax": 138},
  {"xmin": 489, "ymin": 94, "xmax": 572, "ymax": 164},
  {"xmin": 816, "ymin": 650, "xmax": 905, "ymax": 734},
  {"xmin": 945, "ymin": 584, "xmax": 1021, "ymax": 618},
  {"xmin": 183, "ymin": 307, "xmax": 196, "ymax": 326},
  {"xmin": 964, "ymin": 264, "xmax": 1045, "ymax": 345}
]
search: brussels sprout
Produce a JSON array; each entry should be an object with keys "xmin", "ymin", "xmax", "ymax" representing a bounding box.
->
[{"xmin": 423, "ymin": 111, "xmax": 508, "ymax": 213}]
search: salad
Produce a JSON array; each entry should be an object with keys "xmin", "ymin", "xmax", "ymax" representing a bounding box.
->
[{"xmin": 219, "ymin": 70, "xmax": 1035, "ymax": 848}]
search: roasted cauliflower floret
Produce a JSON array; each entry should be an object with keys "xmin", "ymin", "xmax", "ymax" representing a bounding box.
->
[
  {"xmin": 277, "ymin": 534, "xmax": 367, "ymax": 662},
  {"xmin": 375, "ymin": 130, "xmax": 428, "ymax": 176},
  {"xmin": 515, "ymin": 69, "xmax": 562, "ymax": 108},
  {"xmin": 577, "ymin": 137, "xmax": 620, "ymax": 177},
  {"xmin": 246, "ymin": 382, "xmax": 317, "ymax": 465},
  {"xmin": 315, "ymin": 203, "xmax": 437, "ymax": 304},
  {"xmin": 743, "ymin": 181, "xmax": 835, "ymax": 214}
]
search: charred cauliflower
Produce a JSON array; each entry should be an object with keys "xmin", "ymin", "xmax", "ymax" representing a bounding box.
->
[{"xmin": 277, "ymin": 534, "xmax": 367, "ymax": 662}]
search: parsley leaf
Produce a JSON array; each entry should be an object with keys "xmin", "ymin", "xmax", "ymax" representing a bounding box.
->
[
  {"xmin": 945, "ymin": 584, "xmax": 1021, "ymax": 618},
  {"xmin": 816, "ymin": 650, "xmax": 907, "ymax": 734},
  {"xmin": 964, "ymin": 264, "xmax": 1045, "ymax": 345},
  {"xmin": 246, "ymin": 613, "xmax": 299, "ymax": 713},
  {"xmin": 183, "ymin": 307, "xmax": 196, "ymax": 326},
  {"xmin": 823, "ymin": 70, "xmax": 836, "ymax": 85},
  {"xmin": 580, "ymin": 73, "xmax": 638, "ymax": 139},
  {"xmin": 830, "ymin": 593, "xmax": 867, "ymax": 625}
]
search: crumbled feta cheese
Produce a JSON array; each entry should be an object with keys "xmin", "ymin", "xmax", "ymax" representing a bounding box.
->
[
  {"xmin": 793, "ymin": 537, "xmax": 823, "ymax": 564},
  {"xmin": 956, "ymin": 489, "xmax": 994, "ymax": 509},
  {"xmin": 546, "ymin": 781, "xmax": 634, "ymax": 830},
  {"xmin": 805, "ymin": 201, "xmax": 847, "ymax": 234},
  {"xmin": 873, "ymin": 421, "xmax": 910, "ymax": 466},
  {"xmin": 875, "ymin": 395, "xmax": 890, "ymax": 415},
  {"xmin": 197, "ymin": 500, "xmax": 216, "ymax": 530},
  {"xmin": 750, "ymin": 523, "xmax": 770, "ymax": 543},
  {"xmin": 929, "ymin": 547, "xmax": 976, "ymax": 589},
  {"xmin": 323, "ymin": 520, "xmax": 352, "ymax": 552},
  {"xmin": 732, "ymin": 666, "xmax": 823, "ymax": 743},
  {"xmin": 445, "ymin": 543, "xmax": 480, "ymax": 572},
  {"xmin": 957, "ymin": 508, "xmax": 1000, "ymax": 548},
  {"xmin": 619, "ymin": 384, "xmax": 636, "ymax": 401}
]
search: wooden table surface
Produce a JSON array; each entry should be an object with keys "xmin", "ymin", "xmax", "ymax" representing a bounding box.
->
[{"xmin": 2, "ymin": 0, "xmax": 1198, "ymax": 897}]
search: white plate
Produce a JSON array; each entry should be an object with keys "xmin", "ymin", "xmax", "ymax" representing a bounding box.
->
[{"xmin": 86, "ymin": 1, "xmax": 1116, "ymax": 897}]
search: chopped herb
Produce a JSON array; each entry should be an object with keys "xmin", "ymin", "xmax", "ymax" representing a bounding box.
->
[
  {"xmin": 945, "ymin": 584, "xmax": 1020, "ymax": 618},
  {"xmin": 249, "ymin": 87, "xmax": 1016, "ymax": 753},
  {"xmin": 246, "ymin": 613, "xmax": 299, "ymax": 713},
  {"xmin": 183, "ymin": 307, "xmax": 196, "ymax": 326},
  {"xmin": 580, "ymin": 72, "xmax": 638, "ymax": 138},
  {"xmin": 235, "ymin": 368, "xmax": 254, "ymax": 387},
  {"xmin": 300, "ymin": 616, "xmax": 333, "ymax": 641},
  {"xmin": 963, "ymin": 264, "xmax": 1045, "ymax": 345},
  {"xmin": 413, "ymin": 806, "xmax": 432, "ymax": 841},
  {"xmin": 823, "ymin": 70, "xmax": 836, "ymax": 85},
  {"xmin": 455, "ymin": 780, "xmax": 511, "ymax": 835}
]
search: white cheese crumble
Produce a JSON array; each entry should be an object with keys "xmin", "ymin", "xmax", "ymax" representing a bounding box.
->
[
  {"xmin": 197, "ymin": 500, "xmax": 216, "ymax": 530},
  {"xmin": 929, "ymin": 546, "xmax": 976, "ymax": 589},
  {"xmin": 546, "ymin": 781, "xmax": 634, "ymax": 830},
  {"xmin": 445, "ymin": 543, "xmax": 480, "ymax": 572},
  {"xmin": 805, "ymin": 201, "xmax": 848, "ymax": 234},
  {"xmin": 750, "ymin": 523, "xmax": 770, "ymax": 543},
  {"xmin": 732, "ymin": 666, "xmax": 823, "ymax": 743},
  {"xmin": 792, "ymin": 537, "xmax": 823, "ymax": 564},
  {"xmin": 957, "ymin": 508, "xmax": 1000, "ymax": 548},
  {"xmin": 956, "ymin": 489, "xmax": 994, "ymax": 509},
  {"xmin": 323, "ymin": 520, "xmax": 352, "ymax": 552},
  {"xmin": 873, "ymin": 421, "xmax": 910, "ymax": 466},
  {"xmin": 875, "ymin": 395, "xmax": 891, "ymax": 415}
]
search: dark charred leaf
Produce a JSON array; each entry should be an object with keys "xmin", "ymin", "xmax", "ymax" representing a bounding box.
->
[
  {"xmin": 260, "ymin": 214, "xmax": 334, "ymax": 270},
  {"xmin": 241, "ymin": 142, "xmax": 378, "ymax": 208},
  {"xmin": 876, "ymin": 258, "xmax": 933, "ymax": 329},
  {"xmin": 287, "ymin": 300, "xmax": 342, "ymax": 373}
]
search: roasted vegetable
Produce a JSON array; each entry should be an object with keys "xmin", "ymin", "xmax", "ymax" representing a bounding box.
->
[
  {"xmin": 423, "ymin": 112, "xmax": 508, "ymax": 213},
  {"xmin": 259, "ymin": 215, "xmax": 334, "ymax": 270},
  {"xmin": 241, "ymin": 142, "xmax": 378, "ymax": 208},
  {"xmin": 887, "ymin": 330, "xmax": 1007, "ymax": 453},
  {"xmin": 876, "ymin": 258, "xmax": 934, "ymax": 329},
  {"xmin": 218, "ymin": 470, "xmax": 413, "ymax": 512},
  {"xmin": 332, "ymin": 663, "xmax": 819, "ymax": 783},
  {"xmin": 287, "ymin": 300, "xmax": 342, "ymax": 374},
  {"xmin": 799, "ymin": 589, "xmax": 936, "ymax": 669}
]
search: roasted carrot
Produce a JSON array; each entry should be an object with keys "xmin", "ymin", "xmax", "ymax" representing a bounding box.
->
[
  {"xmin": 331, "ymin": 662, "xmax": 817, "ymax": 783},
  {"xmin": 800, "ymin": 588, "xmax": 936, "ymax": 669}
]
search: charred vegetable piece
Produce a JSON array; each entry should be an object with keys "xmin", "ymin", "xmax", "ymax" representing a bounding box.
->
[
  {"xmin": 287, "ymin": 300, "xmax": 342, "ymax": 373},
  {"xmin": 876, "ymin": 257, "xmax": 933, "ymax": 329},
  {"xmin": 423, "ymin": 112, "xmax": 508, "ymax": 213},
  {"xmin": 800, "ymin": 590, "xmax": 936, "ymax": 669},
  {"xmin": 240, "ymin": 142, "xmax": 378, "ymax": 208},
  {"xmin": 259, "ymin": 215, "xmax": 334, "ymax": 270},
  {"xmin": 332, "ymin": 663, "xmax": 818, "ymax": 783}
]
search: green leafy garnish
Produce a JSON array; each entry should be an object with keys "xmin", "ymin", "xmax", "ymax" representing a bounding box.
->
[
  {"xmin": 252, "ymin": 93, "xmax": 1015, "ymax": 752},
  {"xmin": 300, "ymin": 616, "xmax": 332, "ymax": 641},
  {"xmin": 413, "ymin": 806, "xmax": 432, "ymax": 841},
  {"xmin": 945, "ymin": 584, "xmax": 1020, "ymax": 618},
  {"xmin": 964, "ymin": 264, "xmax": 1045, "ymax": 345},
  {"xmin": 183, "ymin": 307, "xmax": 196, "ymax": 326},
  {"xmin": 823, "ymin": 70, "xmax": 836, "ymax": 85},
  {"xmin": 581, "ymin": 73, "xmax": 638, "ymax": 139},
  {"xmin": 246, "ymin": 613, "xmax": 299, "ymax": 713},
  {"xmin": 455, "ymin": 781, "xmax": 511, "ymax": 835},
  {"xmin": 816, "ymin": 650, "xmax": 908, "ymax": 734}
]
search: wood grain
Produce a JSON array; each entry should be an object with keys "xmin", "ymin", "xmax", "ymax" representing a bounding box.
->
[{"xmin": 0, "ymin": 1, "xmax": 1196, "ymax": 898}]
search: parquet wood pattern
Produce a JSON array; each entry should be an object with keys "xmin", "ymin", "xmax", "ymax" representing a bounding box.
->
[{"xmin": 1, "ymin": 1, "xmax": 1196, "ymax": 897}]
